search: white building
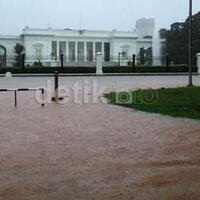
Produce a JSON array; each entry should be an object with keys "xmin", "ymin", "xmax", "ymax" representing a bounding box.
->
[
  {"xmin": 136, "ymin": 18, "xmax": 155, "ymax": 39},
  {"xmin": 0, "ymin": 18, "xmax": 163, "ymax": 67}
]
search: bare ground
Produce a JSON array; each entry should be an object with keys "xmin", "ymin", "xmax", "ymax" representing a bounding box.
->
[{"xmin": 0, "ymin": 92, "xmax": 200, "ymax": 200}]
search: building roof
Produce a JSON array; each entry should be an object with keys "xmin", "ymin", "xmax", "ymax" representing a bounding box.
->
[
  {"xmin": 22, "ymin": 27, "xmax": 138, "ymax": 39},
  {"xmin": 0, "ymin": 35, "xmax": 21, "ymax": 40}
]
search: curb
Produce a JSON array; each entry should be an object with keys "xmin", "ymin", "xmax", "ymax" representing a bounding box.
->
[{"xmin": 0, "ymin": 73, "xmax": 199, "ymax": 77}]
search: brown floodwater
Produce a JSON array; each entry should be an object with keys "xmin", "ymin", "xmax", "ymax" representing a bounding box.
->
[{"xmin": 0, "ymin": 76, "xmax": 200, "ymax": 200}]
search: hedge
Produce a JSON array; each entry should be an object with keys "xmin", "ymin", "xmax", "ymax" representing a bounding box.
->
[
  {"xmin": 0, "ymin": 67, "xmax": 96, "ymax": 74},
  {"xmin": 103, "ymin": 66, "xmax": 198, "ymax": 73},
  {"xmin": 0, "ymin": 66, "xmax": 198, "ymax": 74}
]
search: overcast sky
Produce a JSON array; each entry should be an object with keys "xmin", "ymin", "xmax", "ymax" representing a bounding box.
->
[{"xmin": 1, "ymin": 0, "xmax": 200, "ymax": 35}]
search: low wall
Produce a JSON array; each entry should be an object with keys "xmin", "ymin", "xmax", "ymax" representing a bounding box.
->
[{"xmin": 0, "ymin": 66, "xmax": 198, "ymax": 74}]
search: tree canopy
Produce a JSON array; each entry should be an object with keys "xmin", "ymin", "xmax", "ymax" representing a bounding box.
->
[
  {"xmin": 160, "ymin": 11, "xmax": 200, "ymax": 65},
  {"xmin": 14, "ymin": 43, "xmax": 24, "ymax": 67}
]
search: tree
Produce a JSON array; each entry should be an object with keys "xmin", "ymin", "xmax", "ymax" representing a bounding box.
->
[
  {"xmin": 159, "ymin": 28, "xmax": 168, "ymax": 39},
  {"xmin": 33, "ymin": 60, "xmax": 43, "ymax": 67},
  {"xmin": 14, "ymin": 43, "xmax": 24, "ymax": 67},
  {"xmin": 160, "ymin": 11, "xmax": 200, "ymax": 65}
]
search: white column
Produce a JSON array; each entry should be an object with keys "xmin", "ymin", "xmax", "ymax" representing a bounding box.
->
[
  {"xmin": 102, "ymin": 42, "xmax": 104, "ymax": 62},
  {"xmin": 96, "ymin": 52, "xmax": 103, "ymax": 75},
  {"xmin": 84, "ymin": 42, "xmax": 87, "ymax": 62},
  {"xmin": 57, "ymin": 41, "xmax": 59, "ymax": 62},
  {"xmin": 75, "ymin": 42, "xmax": 78, "ymax": 62},
  {"xmin": 66, "ymin": 42, "xmax": 69, "ymax": 62},
  {"xmin": 197, "ymin": 53, "xmax": 200, "ymax": 74},
  {"xmin": 110, "ymin": 42, "xmax": 114, "ymax": 62},
  {"xmin": 93, "ymin": 42, "xmax": 96, "ymax": 62}
]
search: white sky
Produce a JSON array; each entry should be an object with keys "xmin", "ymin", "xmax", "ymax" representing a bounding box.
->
[{"xmin": 0, "ymin": 0, "xmax": 200, "ymax": 35}]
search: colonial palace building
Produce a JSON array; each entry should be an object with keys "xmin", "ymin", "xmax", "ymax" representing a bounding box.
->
[{"xmin": 0, "ymin": 18, "xmax": 164, "ymax": 67}]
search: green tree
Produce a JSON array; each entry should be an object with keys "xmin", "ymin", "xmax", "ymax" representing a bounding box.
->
[
  {"xmin": 160, "ymin": 11, "xmax": 200, "ymax": 65},
  {"xmin": 159, "ymin": 28, "xmax": 168, "ymax": 39},
  {"xmin": 14, "ymin": 43, "xmax": 24, "ymax": 67},
  {"xmin": 33, "ymin": 60, "xmax": 43, "ymax": 67}
]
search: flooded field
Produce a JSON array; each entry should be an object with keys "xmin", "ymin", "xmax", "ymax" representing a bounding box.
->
[{"xmin": 0, "ymin": 75, "xmax": 200, "ymax": 200}]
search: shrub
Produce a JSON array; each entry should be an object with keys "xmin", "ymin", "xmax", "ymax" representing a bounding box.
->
[{"xmin": 32, "ymin": 61, "xmax": 43, "ymax": 67}]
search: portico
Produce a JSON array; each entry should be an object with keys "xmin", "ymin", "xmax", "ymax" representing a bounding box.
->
[{"xmin": 52, "ymin": 40, "xmax": 108, "ymax": 63}]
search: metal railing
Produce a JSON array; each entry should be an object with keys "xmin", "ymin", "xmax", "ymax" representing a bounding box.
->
[
  {"xmin": 0, "ymin": 88, "xmax": 45, "ymax": 108},
  {"xmin": 0, "ymin": 54, "xmax": 195, "ymax": 68}
]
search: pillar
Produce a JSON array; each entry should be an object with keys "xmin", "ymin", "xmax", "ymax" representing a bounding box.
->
[
  {"xmin": 96, "ymin": 52, "xmax": 103, "ymax": 75},
  {"xmin": 75, "ymin": 42, "xmax": 78, "ymax": 62},
  {"xmin": 57, "ymin": 41, "xmax": 59, "ymax": 62},
  {"xmin": 84, "ymin": 42, "xmax": 87, "ymax": 62},
  {"xmin": 197, "ymin": 53, "xmax": 200, "ymax": 74},
  {"xmin": 66, "ymin": 42, "xmax": 69, "ymax": 62},
  {"xmin": 93, "ymin": 42, "xmax": 96, "ymax": 62},
  {"xmin": 102, "ymin": 42, "xmax": 104, "ymax": 62},
  {"xmin": 132, "ymin": 54, "xmax": 136, "ymax": 67}
]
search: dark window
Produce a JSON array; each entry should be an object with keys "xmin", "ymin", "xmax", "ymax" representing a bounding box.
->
[{"xmin": 104, "ymin": 43, "xmax": 110, "ymax": 62}]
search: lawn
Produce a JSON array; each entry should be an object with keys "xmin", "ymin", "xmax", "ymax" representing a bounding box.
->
[{"xmin": 104, "ymin": 86, "xmax": 200, "ymax": 120}]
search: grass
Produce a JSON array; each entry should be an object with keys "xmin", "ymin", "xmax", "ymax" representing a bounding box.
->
[{"xmin": 104, "ymin": 86, "xmax": 200, "ymax": 120}]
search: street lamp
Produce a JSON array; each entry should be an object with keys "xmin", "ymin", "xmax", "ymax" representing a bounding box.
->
[{"xmin": 188, "ymin": 0, "xmax": 193, "ymax": 86}]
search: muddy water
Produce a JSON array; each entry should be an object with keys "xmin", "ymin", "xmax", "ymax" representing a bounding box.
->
[{"xmin": 0, "ymin": 76, "xmax": 200, "ymax": 200}]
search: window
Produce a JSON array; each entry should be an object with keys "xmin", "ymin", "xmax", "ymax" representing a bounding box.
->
[
  {"xmin": 121, "ymin": 44, "xmax": 130, "ymax": 60},
  {"xmin": 36, "ymin": 48, "xmax": 42, "ymax": 59},
  {"xmin": 69, "ymin": 42, "xmax": 75, "ymax": 61},
  {"xmin": 95, "ymin": 42, "xmax": 102, "ymax": 54},
  {"xmin": 104, "ymin": 43, "xmax": 110, "ymax": 62},
  {"xmin": 0, "ymin": 45, "xmax": 6, "ymax": 67},
  {"xmin": 33, "ymin": 43, "xmax": 43, "ymax": 60},
  {"xmin": 52, "ymin": 41, "xmax": 57, "ymax": 59},
  {"xmin": 87, "ymin": 42, "xmax": 93, "ymax": 62},
  {"xmin": 59, "ymin": 41, "xmax": 66, "ymax": 57}
]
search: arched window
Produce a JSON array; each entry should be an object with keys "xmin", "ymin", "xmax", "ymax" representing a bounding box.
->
[
  {"xmin": 0, "ymin": 45, "xmax": 6, "ymax": 67},
  {"xmin": 33, "ymin": 43, "xmax": 44, "ymax": 60},
  {"xmin": 121, "ymin": 44, "xmax": 130, "ymax": 60}
]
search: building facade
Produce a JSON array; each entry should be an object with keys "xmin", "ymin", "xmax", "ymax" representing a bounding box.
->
[{"xmin": 0, "ymin": 18, "xmax": 163, "ymax": 67}]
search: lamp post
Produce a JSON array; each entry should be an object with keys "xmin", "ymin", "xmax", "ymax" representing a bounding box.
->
[{"xmin": 188, "ymin": 0, "xmax": 193, "ymax": 86}]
